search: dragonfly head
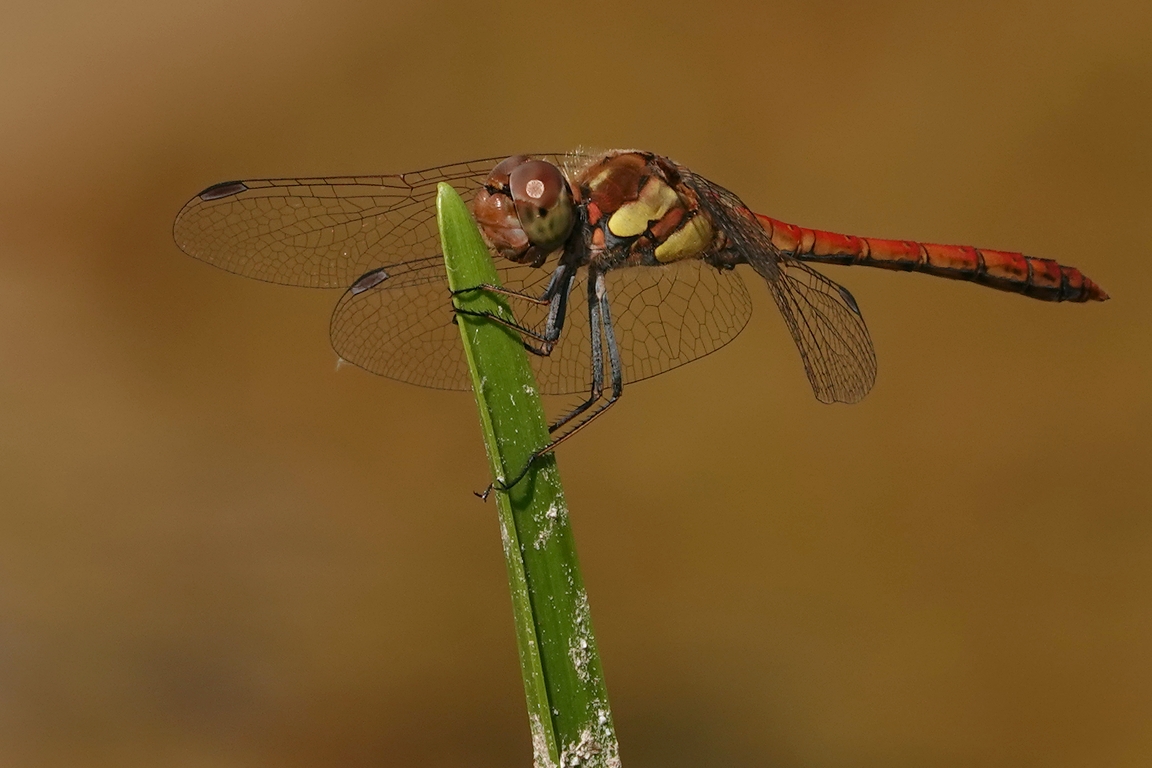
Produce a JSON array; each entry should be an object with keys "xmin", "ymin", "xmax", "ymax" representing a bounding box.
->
[{"xmin": 472, "ymin": 156, "xmax": 576, "ymax": 265}]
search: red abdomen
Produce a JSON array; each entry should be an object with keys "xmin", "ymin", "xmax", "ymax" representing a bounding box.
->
[{"xmin": 755, "ymin": 214, "xmax": 1108, "ymax": 302}]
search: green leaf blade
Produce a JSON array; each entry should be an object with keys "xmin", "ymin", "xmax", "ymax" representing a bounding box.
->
[{"xmin": 437, "ymin": 183, "xmax": 619, "ymax": 768}]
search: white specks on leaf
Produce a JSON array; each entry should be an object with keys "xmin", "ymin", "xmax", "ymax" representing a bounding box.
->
[
  {"xmin": 534, "ymin": 500, "xmax": 566, "ymax": 550},
  {"xmin": 529, "ymin": 712, "xmax": 558, "ymax": 768},
  {"xmin": 498, "ymin": 517, "xmax": 512, "ymax": 558},
  {"xmin": 559, "ymin": 716, "xmax": 620, "ymax": 768},
  {"xmin": 568, "ymin": 588, "xmax": 594, "ymax": 683}
]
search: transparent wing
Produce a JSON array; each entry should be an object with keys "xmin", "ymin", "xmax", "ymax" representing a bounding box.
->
[
  {"xmin": 600, "ymin": 260, "xmax": 753, "ymax": 387},
  {"xmin": 172, "ymin": 157, "xmax": 511, "ymax": 288},
  {"xmin": 760, "ymin": 258, "xmax": 877, "ymax": 403},
  {"xmin": 328, "ymin": 258, "xmax": 556, "ymax": 391},
  {"xmin": 682, "ymin": 168, "xmax": 877, "ymax": 403},
  {"xmin": 329, "ymin": 255, "xmax": 753, "ymax": 394},
  {"xmin": 531, "ymin": 258, "xmax": 753, "ymax": 394}
]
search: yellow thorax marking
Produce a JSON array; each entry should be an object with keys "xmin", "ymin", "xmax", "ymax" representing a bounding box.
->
[
  {"xmin": 654, "ymin": 214, "xmax": 714, "ymax": 263},
  {"xmin": 607, "ymin": 178, "xmax": 680, "ymax": 238}
]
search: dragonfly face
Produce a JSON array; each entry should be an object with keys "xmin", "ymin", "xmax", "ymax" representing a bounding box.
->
[
  {"xmin": 173, "ymin": 149, "xmax": 1107, "ymax": 460},
  {"xmin": 473, "ymin": 155, "xmax": 577, "ymax": 266}
]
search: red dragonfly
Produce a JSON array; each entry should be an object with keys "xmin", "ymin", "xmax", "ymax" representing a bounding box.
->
[{"xmin": 174, "ymin": 150, "xmax": 1107, "ymax": 468}]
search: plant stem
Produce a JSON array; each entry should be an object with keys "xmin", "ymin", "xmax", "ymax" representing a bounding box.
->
[{"xmin": 437, "ymin": 183, "xmax": 619, "ymax": 768}]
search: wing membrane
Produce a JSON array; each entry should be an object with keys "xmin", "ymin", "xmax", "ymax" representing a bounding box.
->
[
  {"xmin": 328, "ymin": 258, "xmax": 557, "ymax": 391},
  {"xmin": 329, "ymin": 256, "xmax": 753, "ymax": 394},
  {"xmin": 759, "ymin": 258, "xmax": 876, "ymax": 403},
  {"xmin": 682, "ymin": 168, "xmax": 877, "ymax": 403},
  {"xmin": 172, "ymin": 158, "xmax": 508, "ymax": 288}
]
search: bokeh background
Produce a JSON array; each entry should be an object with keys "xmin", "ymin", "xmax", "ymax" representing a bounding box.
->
[{"xmin": 2, "ymin": 1, "xmax": 1149, "ymax": 765}]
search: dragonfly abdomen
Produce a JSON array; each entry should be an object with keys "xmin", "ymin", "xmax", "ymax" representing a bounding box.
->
[{"xmin": 755, "ymin": 214, "xmax": 1108, "ymax": 303}]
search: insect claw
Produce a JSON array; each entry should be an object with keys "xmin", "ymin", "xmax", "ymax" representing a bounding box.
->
[{"xmin": 476, "ymin": 465, "xmax": 530, "ymax": 501}]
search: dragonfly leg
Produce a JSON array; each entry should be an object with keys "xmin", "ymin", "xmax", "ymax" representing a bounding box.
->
[
  {"xmin": 451, "ymin": 283, "xmax": 551, "ymax": 306},
  {"xmin": 546, "ymin": 270, "xmax": 607, "ymax": 432},
  {"xmin": 453, "ymin": 265, "xmax": 574, "ymax": 355},
  {"xmin": 450, "ymin": 262, "xmax": 571, "ymax": 305},
  {"xmin": 452, "ymin": 307, "xmax": 554, "ymax": 345},
  {"xmin": 544, "ymin": 271, "xmax": 623, "ymax": 444},
  {"xmin": 480, "ymin": 270, "xmax": 622, "ymax": 499}
]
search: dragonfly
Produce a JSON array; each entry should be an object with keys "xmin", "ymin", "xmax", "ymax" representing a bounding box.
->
[{"xmin": 174, "ymin": 150, "xmax": 1108, "ymax": 484}]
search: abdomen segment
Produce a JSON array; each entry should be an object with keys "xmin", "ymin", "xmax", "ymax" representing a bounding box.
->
[{"xmin": 755, "ymin": 214, "xmax": 1109, "ymax": 302}]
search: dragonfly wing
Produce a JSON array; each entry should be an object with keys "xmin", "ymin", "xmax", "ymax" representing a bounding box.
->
[
  {"xmin": 517, "ymin": 259, "xmax": 753, "ymax": 395},
  {"xmin": 328, "ymin": 258, "xmax": 561, "ymax": 391},
  {"xmin": 604, "ymin": 260, "xmax": 753, "ymax": 386},
  {"xmin": 172, "ymin": 158, "xmax": 508, "ymax": 288},
  {"xmin": 328, "ymin": 254, "xmax": 753, "ymax": 395},
  {"xmin": 757, "ymin": 257, "xmax": 877, "ymax": 403},
  {"xmin": 681, "ymin": 167, "xmax": 877, "ymax": 403}
]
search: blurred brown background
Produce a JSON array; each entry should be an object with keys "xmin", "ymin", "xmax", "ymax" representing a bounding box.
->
[{"xmin": 1, "ymin": 0, "xmax": 1148, "ymax": 765}]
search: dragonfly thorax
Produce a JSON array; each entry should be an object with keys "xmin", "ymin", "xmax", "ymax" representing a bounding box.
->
[{"xmin": 578, "ymin": 151, "xmax": 718, "ymax": 268}]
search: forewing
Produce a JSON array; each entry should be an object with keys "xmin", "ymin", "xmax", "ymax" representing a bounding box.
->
[
  {"xmin": 172, "ymin": 158, "xmax": 507, "ymax": 288},
  {"xmin": 682, "ymin": 167, "xmax": 877, "ymax": 403}
]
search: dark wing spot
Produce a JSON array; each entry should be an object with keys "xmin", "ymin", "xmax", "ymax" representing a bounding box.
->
[
  {"xmin": 350, "ymin": 267, "xmax": 390, "ymax": 294},
  {"xmin": 198, "ymin": 181, "xmax": 248, "ymax": 201},
  {"xmin": 838, "ymin": 284, "xmax": 862, "ymax": 315}
]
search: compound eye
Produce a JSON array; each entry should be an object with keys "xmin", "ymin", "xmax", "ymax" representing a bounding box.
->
[
  {"xmin": 509, "ymin": 160, "xmax": 564, "ymax": 209},
  {"xmin": 508, "ymin": 160, "xmax": 575, "ymax": 251},
  {"xmin": 486, "ymin": 155, "xmax": 529, "ymax": 193}
]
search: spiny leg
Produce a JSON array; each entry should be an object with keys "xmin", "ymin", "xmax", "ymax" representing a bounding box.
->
[
  {"xmin": 452, "ymin": 265, "xmax": 574, "ymax": 355},
  {"xmin": 546, "ymin": 269, "xmax": 608, "ymax": 433},
  {"xmin": 482, "ymin": 270, "xmax": 624, "ymax": 498},
  {"xmin": 478, "ymin": 271, "xmax": 605, "ymax": 499},
  {"xmin": 567, "ymin": 268, "xmax": 625, "ymax": 436},
  {"xmin": 450, "ymin": 262, "xmax": 571, "ymax": 305},
  {"xmin": 545, "ymin": 271, "xmax": 623, "ymax": 446},
  {"xmin": 451, "ymin": 283, "xmax": 551, "ymax": 306},
  {"xmin": 523, "ymin": 264, "xmax": 575, "ymax": 356}
]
